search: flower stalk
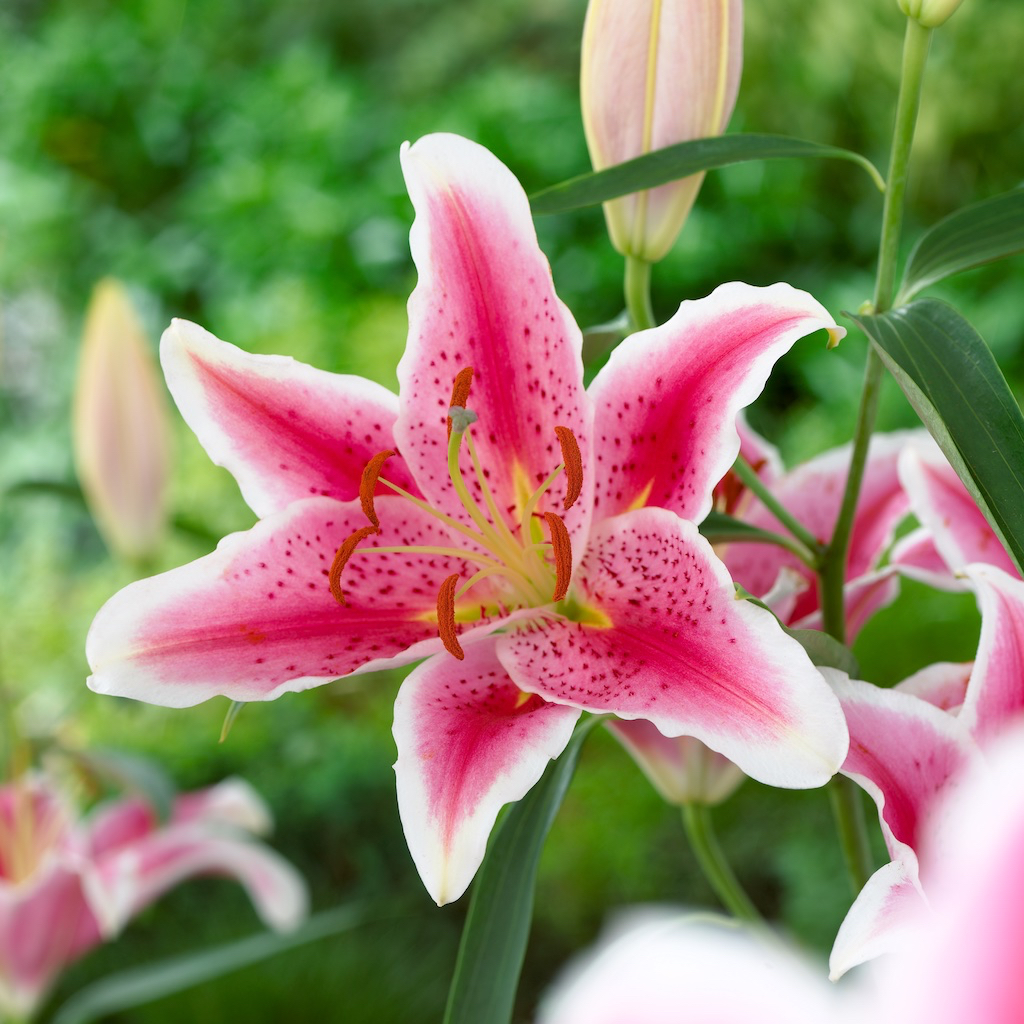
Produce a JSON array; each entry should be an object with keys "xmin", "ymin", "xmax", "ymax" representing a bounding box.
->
[{"xmin": 820, "ymin": 15, "xmax": 934, "ymax": 893}]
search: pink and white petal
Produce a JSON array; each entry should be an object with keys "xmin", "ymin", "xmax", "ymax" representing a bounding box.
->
[
  {"xmin": 539, "ymin": 911, "xmax": 848, "ymax": 1024},
  {"xmin": 895, "ymin": 721, "xmax": 1024, "ymax": 1024},
  {"xmin": 889, "ymin": 527, "xmax": 961, "ymax": 590},
  {"xmin": 607, "ymin": 720, "xmax": 744, "ymax": 806},
  {"xmin": 84, "ymin": 798, "xmax": 156, "ymax": 859},
  {"xmin": 588, "ymin": 282, "xmax": 843, "ymax": 522},
  {"xmin": 89, "ymin": 828, "xmax": 307, "ymax": 933},
  {"xmin": 960, "ymin": 564, "xmax": 1024, "ymax": 740},
  {"xmin": 86, "ymin": 496, "xmax": 492, "ymax": 707},
  {"xmin": 894, "ymin": 661, "xmax": 971, "ymax": 713},
  {"xmin": 792, "ymin": 566, "xmax": 901, "ymax": 642},
  {"xmin": 0, "ymin": 863, "xmax": 103, "ymax": 1018},
  {"xmin": 828, "ymin": 671, "xmax": 976, "ymax": 863},
  {"xmin": 161, "ymin": 320, "xmax": 418, "ymax": 518},
  {"xmin": 899, "ymin": 442, "xmax": 1018, "ymax": 579},
  {"xmin": 393, "ymin": 638, "xmax": 579, "ymax": 906},
  {"xmin": 171, "ymin": 778, "xmax": 271, "ymax": 835},
  {"xmin": 828, "ymin": 859, "xmax": 927, "ymax": 980},
  {"xmin": 499, "ymin": 508, "xmax": 848, "ymax": 789},
  {"xmin": 710, "ymin": 412, "xmax": 783, "ymax": 517},
  {"xmin": 396, "ymin": 134, "xmax": 593, "ymax": 549}
]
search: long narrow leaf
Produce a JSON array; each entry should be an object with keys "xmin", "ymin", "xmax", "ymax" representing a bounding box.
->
[
  {"xmin": 529, "ymin": 134, "xmax": 884, "ymax": 215},
  {"xmin": 443, "ymin": 716, "xmax": 602, "ymax": 1024},
  {"xmin": 699, "ymin": 510, "xmax": 799, "ymax": 547},
  {"xmin": 50, "ymin": 905, "xmax": 364, "ymax": 1024},
  {"xmin": 852, "ymin": 299, "xmax": 1024, "ymax": 577},
  {"xmin": 898, "ymin": 189, "xmax": 1024, "ymax": 302}
]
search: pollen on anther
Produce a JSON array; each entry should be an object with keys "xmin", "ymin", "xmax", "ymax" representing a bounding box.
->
[
  {"xmin": 446, "ymin": 366, "xmax": 475, "ymax": 439},
  {"xmin": 436, "ymin": 572, "xmax": 465, "ymax": 659},
  {"xmin": 554, "ymin": 425, "xmax": 583, "ymax": 510},
  {"xmin": 359, "ymin": 449, "xmax": 397, "ymax": 528},
  {"xmin": 543, "ymin": 511, "xmax": 573, "ymax": 602},
  {"xmin": 328, "ymin": 525, "xmax": 379, "ymax": 605}
]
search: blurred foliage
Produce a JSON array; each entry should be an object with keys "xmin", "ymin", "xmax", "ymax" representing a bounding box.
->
[{"xmin": 1, "ymin": 0, "xmax": 1021, "ymax": 1020}]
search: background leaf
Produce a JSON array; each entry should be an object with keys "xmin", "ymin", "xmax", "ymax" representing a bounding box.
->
[
  {"xmin": 50, "ymin": 905, "xmax": 365, "ymax": 1024},
  {"xmin": 442, "ymin": 717, "xmax": 602, "ymax": 1024},
  {"xmin": 851, "ymin": 299, "xmax": 1024, "ymax": 576},
  {"xmin": 898, "ymin": 189, "xmax": 1024, "ymax": 302},
  {"xmin": 529, "ymin": 134, "xmax": 884, "ymax": 215}
]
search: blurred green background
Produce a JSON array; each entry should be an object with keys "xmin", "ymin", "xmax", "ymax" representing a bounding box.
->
[{"xmin": 1, "ymin": 0, "xmax": 1021, "ymax": 1020}]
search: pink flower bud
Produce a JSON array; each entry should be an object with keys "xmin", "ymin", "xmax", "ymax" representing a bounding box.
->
[
  {"xmin": 581, "ymin": 0, "xmax": 743, "ymax": 262},
  {"xmin": 73, "ymin": 279, "xmax": 172, "ymax": 560}
]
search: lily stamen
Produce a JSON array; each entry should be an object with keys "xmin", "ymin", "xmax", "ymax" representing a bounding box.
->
[{"xmin": 436, "ymin": 573, "xmax": 465, "ymax": 659}]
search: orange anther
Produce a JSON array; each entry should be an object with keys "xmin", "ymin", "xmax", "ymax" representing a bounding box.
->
[
  {"xmin": 436, "ymin": 572, "xmax": 465, "ymax": 659},
  {"xmin": 447, "ymin": 367, "xmax": 475, "ymax": 439},
  {"xmin": 554, "ymin": 425, "xmax": 583, "ymax": 511},
  {"xmin": 328, "ymin": 525, "xmax": 379, "ymax": 605},
  {"xmin": 359, "ymin": 449, "xmax": 398, "ymax": 528},
  {"xmin": 543, "ymin": 511, "xmax": 573, "ymax": 602}
]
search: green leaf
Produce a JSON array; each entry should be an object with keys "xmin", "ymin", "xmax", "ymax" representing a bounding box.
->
[
  {"xmin": 68, "ymin": 749, "xmax": 177, "ymax": 823},
  {"xmin": 50, "ymin": 905, "xmax": 364, "ymax": 1024},
  {"xmin": 783, "ymin": 628, "xmax": 860, "ymax": 678},
  {"xmin": 530, "ymin": 134, "xmax": 884, "ymax": 215},
  {"xmin": 851, "ymin": 299, "xmax": 1024, "ymax": 577},
  {"xmin": 700, "ymin": 511, "xmax": 795, "ymax": 547},
  {"xmin": 443, "ymin": 716, "xmax": 603, "ymax": 1024},
  {"xmin": 898, "ymin": 189, "xmax": 1024, "ymax": 303}
]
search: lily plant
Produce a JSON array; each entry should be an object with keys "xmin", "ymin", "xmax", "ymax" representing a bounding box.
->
[
  {"xmin": 0, "ymin": 772, "xmax": 305, "ymax": 1021},
  {"xmin": 86, "ymin": 132, "xmax": 851, "ymax": 906}
]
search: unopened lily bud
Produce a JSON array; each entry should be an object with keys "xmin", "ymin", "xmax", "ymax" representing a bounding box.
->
[
  {"xmin": 898, "ymin": 0, "xmax": 965, "ymax": 27},
  {"xmin": 581, "ymin": 0, "xmax": 743, "ymax": 263},
  {"xmin": 608, "ymin": 719, "xmax": 744, "ymax": 806},
  {"xmin": 73, "ymin": 279, "xmax": 171, "ymax": 560}
]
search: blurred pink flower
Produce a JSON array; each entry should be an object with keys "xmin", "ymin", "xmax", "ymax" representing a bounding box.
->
[
  {"xmin": 87, "ymin": 133, "xmax": 848, "ymax": 906},
  {"xmin": 581, "ymin": 0, "xmax": 742, "ymax": 261},
  {"xmin": 73, "ymin": 279, "xmax": 172, "ymax": 561},
  {"xmin": 0, "ymin": 774, "xmax": 306, "ymax": 1020}
]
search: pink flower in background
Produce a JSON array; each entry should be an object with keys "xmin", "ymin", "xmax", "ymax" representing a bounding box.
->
[
  {"xmin": 827, "ymin": 561, "xmax": 1024, "ymax": 976},
  {"xmin": 721, "ymin": 428, "xmax": 917, "ymax": 641},
  {"xmin": 87, "ymin": 133, "xmax": 849, "ymax": 905},
  {"xmin": 0, "ymin": 775, "xmax": 305, "ymax": 1020},
  {"xmin": 581, "ymin": 0, "xmax": 743, "ymax": 261},
  {"xmin": 539, "ymin": 721, "xmax": 1024, "ymax": 1024}
]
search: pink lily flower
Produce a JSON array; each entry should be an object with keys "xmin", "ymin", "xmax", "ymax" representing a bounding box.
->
[
  {"xmin": 539, "ymin": 722, "xmax": 1024, "ymax": 1024},
  {"xmin": 720, "ymin": 430, "xmax": 917, "ymax": 640},
  {"xmin": 828, "ymin": 558, "xmax": 1024, "ymax": 977},
  {"xmin": 86, "ymin": 133, "xmax": 849, "ymax": 905},
  {"xmin": 0, "ymin": 774, "xmax": 306, "ymax": 1020}
]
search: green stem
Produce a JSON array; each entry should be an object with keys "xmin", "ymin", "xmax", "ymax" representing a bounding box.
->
[
  {"xmin": 828, "ymin": 777, "xmax": 875, "ymax": 896},
  {"xmin": 819, "ymin": 16, "xmax": 933, "ymax": 893},
  {"xmin": 624, "ymin": 254, "xmax": 655, "ymax": 332},
  {"xmin": 731, "ymin": 457, "xmax": 822, "ymax": 561},
  {"xmin": 681, "ymin": 803, "xmax": 763, "ymax": 925}
]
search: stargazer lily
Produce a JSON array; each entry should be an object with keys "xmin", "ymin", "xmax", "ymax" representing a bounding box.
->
[
  {"xmin": 827, "ymin": 561, "xmax": 1024, "ymax": 978},
  {"xmin": 87, "ymin": 133, "xmax": 849, "ymax": 905},
  {"xmin": 0, "ymin": 774, "xmax": 305, "ymax": 1020}
]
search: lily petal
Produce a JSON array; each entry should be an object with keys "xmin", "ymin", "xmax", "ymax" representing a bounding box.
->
[
  {"xmin": 828, "ymin": 671, "xmax": 975, "ymax": 866},
  {"xmin": 960, "ymin": 564, "xmax": 1024, "ymax": 740},
  {"xmin": 86, "ymin": 496, "xmax": 493, "ymax": 706},
  {"xmin": 588, "ymin": 282, "xmax": 843, "ymax": 522},
  {"xmin": 392, "ymin": 638, "xmax": 579, "ymax": 905},
  {"xmin": 828, "ymin": 859, "xmax": 926, "ymax": 981},
  {"xmin": 894, "ymin": 661, "xmax": 971, "ymax": 713},
  {"xmin": 499, "ymin": 507, "xmax": 848, "ymax": 789},
  {"xmin": 396, "ymin": 133, "xmax": 593, "ymax": 548},
  {"xmin": 162, "ymin": 319, "xmax": 418, "ymax": 518},
  {"xmin": 899, "ymin": 442, "xmax": 1018, "ymax": 580}
]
